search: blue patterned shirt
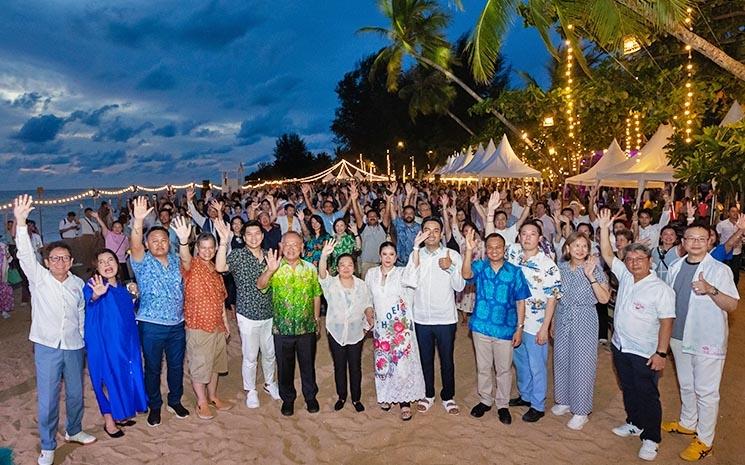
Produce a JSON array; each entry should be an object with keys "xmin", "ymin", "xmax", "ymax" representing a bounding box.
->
[
  {"xmin": 131, "ymin": 252, "xmax": 184, "ymax": 325},
  {"xmin": 393, "ymin": 217, "xmax": 420, "ymax": 266},
  {"xmin": 468, "ymin": 260, "xmax": 532, "ymax": 340}
]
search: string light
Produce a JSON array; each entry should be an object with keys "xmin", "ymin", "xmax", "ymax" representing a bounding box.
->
[
  {"xmin": 625, "ymin": 114, "xmax": 632, "ymax": 155},
  {"xmin": 633, "ymin": 111, "xmax": 642, "ymax": 152},
  {"xmin": 563, "ymin": 29, "xmax": 582, "ymax": 175},
  {"xmin": 682, "ymin": 7, "xmax": 695, "ymax": 144}
]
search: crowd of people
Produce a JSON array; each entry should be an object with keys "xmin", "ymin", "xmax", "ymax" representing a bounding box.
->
[{"xmin": 2, "ymin": 178, "xmax": 742, "ymax": 465}]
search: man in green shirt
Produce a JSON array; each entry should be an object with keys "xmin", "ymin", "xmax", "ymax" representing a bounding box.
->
[{"xmin": 257, "ymin": 231, "xmax": 322, "ymax": 416}]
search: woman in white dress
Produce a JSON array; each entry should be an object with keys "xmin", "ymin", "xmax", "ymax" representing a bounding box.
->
[{"xmin": 365, "ymin": 241, "xmax": 425, "ymax": 421}]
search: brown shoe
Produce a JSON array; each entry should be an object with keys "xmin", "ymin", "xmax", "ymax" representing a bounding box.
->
[
  {"xmin": 210, "ymin": 398, "xmax": 233, "ymax": 411},
  {"xmin": 196, "ymin": 403, "xmax": 214, "ymax": 420}
]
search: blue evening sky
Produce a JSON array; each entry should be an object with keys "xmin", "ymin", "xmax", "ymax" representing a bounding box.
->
[{"xmin": 0, "ymin": 0, "xmax": 552, "ymax": 189}]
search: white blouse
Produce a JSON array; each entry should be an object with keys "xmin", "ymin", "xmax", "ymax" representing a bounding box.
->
[{"xmin": 320, "ymin": 275, "xmax": 373, "ymax": 346}]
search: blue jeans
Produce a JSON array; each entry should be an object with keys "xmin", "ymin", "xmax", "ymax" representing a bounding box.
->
[
  {"xmin": 512, "ymin": 331, "xmax": 548, "ymax": 412},
  {"xmin": 34, "ymin": 343, "xmax": 85, "ymax": 451},
  {"xmin": 138, "ymin": 321, "xmax": 185, "ymax": 410}
]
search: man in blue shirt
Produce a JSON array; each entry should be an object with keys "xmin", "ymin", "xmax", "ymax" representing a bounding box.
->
[
  {"xmin": 462, "ymin": 230, "xmax": 531, "ymax": 425},
  {"xmin": 130, "ymin": 197, "xmax": 189, "ymax": 427},
  {"xmin": 388, "ymin": 200, "xmax": 420, "ymax": 266}
]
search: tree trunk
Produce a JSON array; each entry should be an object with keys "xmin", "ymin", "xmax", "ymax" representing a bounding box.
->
[
  {"xmin": 417, "ymin": 54, "xmax": 533, "ymax": 147},
  {"xmin": 447, "ymin": 110, "xmax": 476, "ymax": 136}
]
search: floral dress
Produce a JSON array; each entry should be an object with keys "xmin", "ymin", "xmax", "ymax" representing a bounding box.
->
[
  {"xmin": 365, "ymin": 266, "xmax": 425, "ymax": 403},
  {"xmin": 0, "ymin": 243, "xmax": 12, "ymax": 313},
  {"xmin": 304, "ymin": 233, "xmax": 331, "ymax": 268}
]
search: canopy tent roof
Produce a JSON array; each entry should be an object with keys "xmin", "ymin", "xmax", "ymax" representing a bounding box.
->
[
  {"xmin": 456, "ymin": 143, "xmax": 485, "ymax": 173},
  {"xmin": 442, "ymin": 146, "xmax": 474, "ymax": 174},
  {"xmin": 472, "ymin": 134, "xmax": 541, "ymax": 179},
  {"xmin": 565, "ymin": 139, "xmax": 628, "ymax": 186},
  {"xmin": 720, "ymin": 100, "xmax": 743, "ymax": 127},
  {"xmin": 459, "ymin": 138, "xmax": 498, "ymax": 174},
  {"xmin": 597, "ymin": 124, "xmax": 676, "ymax": 187}
]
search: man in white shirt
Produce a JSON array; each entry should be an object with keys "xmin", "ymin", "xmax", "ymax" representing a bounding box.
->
[
  {"xmin": 483, "ymin": 191, "xmax": 532, "ymax": 245},
  {"xmin": 79, "ymin": 208, "xmax": 100, "ymax": 236},
  {"xmin": 14, "ymin": 195, "xmax": 96, "ymax": 465},
  {"xmin": 598, "ymin": 210, "xmax": 675, "ymax": 462},
  {"xmin": 715, "ymin": 205, "xmax": 742, "ymax": 284},
  {"xmin": 404, "ymin": 217, "xmax": 465, "ymax": 415},
  {"xmin": 662, "ymin": 223, "xmax": 739, "ymax": 461},
  {"xmin": 58, "ymin": 211, "xmax": 80, "ymax": 239},
  {"xmin": 635, "ymin": 194, "xmax": 672, "ymax": 248}
]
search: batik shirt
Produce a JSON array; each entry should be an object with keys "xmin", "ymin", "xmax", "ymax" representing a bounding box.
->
[
  {"xmin": 392, "ymin": 218, "xmax": 420, "ymax": 266},
  {"xmin": 227, "ymin": 248, "xmax": 273, "ymax": 320},
  {"xmin": 304, "ymin": 233, "xmax": 331, "ymax": 268},
  {"xmin": 131, "ymin": 252, "xmax": 184, "ymax": 325},
  {"xmin": 506, "ymin": 243, "xmax": 562, "ymax": 336},
  {"xmin": 330, "ymin": 233, "xmax": 359, "ymax": 275},
  {"xmin": 269, "ymin": 259, "xmax": 322, "ymax": 336}
]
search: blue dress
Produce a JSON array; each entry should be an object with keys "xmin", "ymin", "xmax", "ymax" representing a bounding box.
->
[{"xmin": 84, "ymin": 281, "xmax": 147, "ymax": 420}]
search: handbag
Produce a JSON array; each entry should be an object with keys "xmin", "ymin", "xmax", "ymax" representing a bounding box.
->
[{"xmin": 7, "ymin": 268, "xmax": 22, "ymax": 285}]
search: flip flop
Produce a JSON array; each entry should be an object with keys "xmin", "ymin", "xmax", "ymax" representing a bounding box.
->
[{"xmin": 417, "ymin": 397, "xmax": 434, "ymax": 413}]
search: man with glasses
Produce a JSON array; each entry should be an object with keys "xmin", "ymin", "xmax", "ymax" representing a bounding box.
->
[
  {"xmin": 662, "ymin": 224, "xmax": 739, "ymax": 461},
  {"xmin": 13, "ymin": 195, "xmax": 96, "ymax": 465}
]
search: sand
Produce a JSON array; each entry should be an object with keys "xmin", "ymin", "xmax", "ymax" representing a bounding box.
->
[{"xmin": 0, "ymin": 285, "xmax": 744, "ymax": 465}]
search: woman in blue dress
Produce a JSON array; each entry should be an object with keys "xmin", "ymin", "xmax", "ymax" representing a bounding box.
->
[{"xmin": 84, "ymin": 249, "xmax": 147, "ymax": 438}]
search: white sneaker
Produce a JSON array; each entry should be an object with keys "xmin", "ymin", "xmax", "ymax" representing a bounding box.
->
[
  {"xmin": 551, "ymin": 404, "xmax": 571, "ymax": 416},
  {"xmin": 64, "ymin": 430, "xmax": 96, "ymax": 445},
  {"xmin": 38, "ymin": 450, "xmax": 54, "ymax": 465},
  {"xmin": 612, "ymin": 422, "xmax": 643, "ymax": 437},
  {"xmin": 263, "ymin": 382, "xmax": 281, "ymax": 401},
  {"xmin": 567, "ymin": 414, "xmax": 589, "ymax": 430},
  {"xmin": 638, "ymin": 439, "xmax": 658, "ymax": 461},
  {"xmin": 245, "ymin": 389, "xmax": 260, "ymax": 409}
]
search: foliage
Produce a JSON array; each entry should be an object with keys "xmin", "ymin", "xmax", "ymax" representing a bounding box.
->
[{"xmin": 246, "ymin": 133, "xmax": 333, "ymax": 180}]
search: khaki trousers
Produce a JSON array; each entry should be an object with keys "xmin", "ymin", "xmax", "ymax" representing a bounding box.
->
[{"xmin": 473, "ymin": 332, "xmax": 513, "ymax": 408}]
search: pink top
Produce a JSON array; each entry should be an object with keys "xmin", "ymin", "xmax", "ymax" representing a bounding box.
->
[{"xmin": 104, "ymin": 232, "xmax": 129, "ymax": 263}]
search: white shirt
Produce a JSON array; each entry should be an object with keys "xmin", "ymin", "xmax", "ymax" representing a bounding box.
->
[
  {"xmin": 403, "ymin": 246, "xmax": 465, "ymax": 325},
  {"xmin": 79, "ymin": 215, "xmax": 100, "ymax": 235},
  {"xmin": 277, "ymin": 215, "xmax": 302, "ymax": 235},
  {"xmin": 320, "ymin": 275, "xmax": 372, "ymax": 346},
  {"xmin": 30, "ymin": 232, "xmax": 44, "ymax": 263},
  {"xmin": 716, "ymin": 219, "xmax": 742, "ymax": 255},
  {"xmin": 486, "ymin": 223, "xmax": 518, "ymax": 245},
  {"xmin": 16, "ymin": 227, "xmax": 85, "ymax": 350},
  {"xmin": 610, "ymin": 258, "xmax": 675, "ymax": 358},
  {"xmin": 638, "ymin": 210, "xmax": 671, "ymax": 247},
  {"xmin": 666, "ymin": 253, "xmax": 739, "ymax": 358},
  {"xmin": 59, "ymin": 218, "xmax": 79, "ymax": 239}
]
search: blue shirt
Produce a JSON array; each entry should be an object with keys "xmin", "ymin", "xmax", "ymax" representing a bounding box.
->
[
  {"xmin": 131, "ymin": 252, "xmax": 184, "ymax": 325},
  {"xmin": 468, "ymin": 260, "xmax": 532, "ymax": 340},
  {"xmin": 319, "ymin": 211, "xmax": 344, "ymax": 234},
  {"xmin": 393, "ymin": 217, "xmax": 421, "ymax": 266},
  {"xmin": 710, "ymin": 244, "xmax": 732, "ymax": 263}
]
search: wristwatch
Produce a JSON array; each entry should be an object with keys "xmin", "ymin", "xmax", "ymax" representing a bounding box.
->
[{"xmin": 655, "ymin": 351, "xmax": 667, "ymax": 358}]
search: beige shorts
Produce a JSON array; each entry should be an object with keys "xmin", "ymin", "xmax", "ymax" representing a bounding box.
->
[{"xmin": 186, "ymin": 328, "xmax": 228, "ymax": 384}]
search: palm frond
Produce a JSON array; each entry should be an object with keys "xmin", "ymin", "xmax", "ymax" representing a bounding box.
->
[
  {"xmin": 468, "ymin": 0, "xmax": 517, "ymax": 84},
  {"xmin": 524, "ymin": 0, "xmax": 558, "ymax": 60}
]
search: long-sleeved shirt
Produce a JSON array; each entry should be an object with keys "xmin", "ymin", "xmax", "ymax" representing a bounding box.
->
[
  {"xmin": 403, "ymin": 245, "xmax": 465, "ymax": 325},
  {"xmin": 16, "ymin": 227, "xmax": 85, "ymax": 349},
  {"xmin": 638, "ymin": 209, "xmax": 671, "ymax": 247}
]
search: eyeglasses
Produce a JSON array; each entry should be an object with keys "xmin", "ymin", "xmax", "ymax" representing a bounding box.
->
[
  {"xmin": 683, "ymin": 236, "xmax": 708, "ymax": 243},
  {"xmin": 624, "ymin": 256, "xmax": 648, "ymax": 263},
  {"xmin": 48, "ymin": 255, "xmax": 72, "ymax": 263}
]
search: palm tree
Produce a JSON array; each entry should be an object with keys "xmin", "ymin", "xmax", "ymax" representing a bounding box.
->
[
  {"xmin": 469, "ymin": 0, "xmax": 745, "ymax": 83},
  {"xmin": 359, "ymin": 0, "xmax": 529, "ymax": 144}
]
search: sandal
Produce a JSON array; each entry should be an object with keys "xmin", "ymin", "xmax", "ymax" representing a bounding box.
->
[
  {"xmin": 442, "ymin": 399, "xmax": 460, "ymax": 415},
  {"xmin": 400, "ymin": 406, "xmax": 412, "ymax": 421},
  {"xmin": 115, "ymin": 419, "xmax": 136, "ymax": 427},
  {"xmin": 416, "ymin": 397, "xmax": 434, "ymax": 413},
  {"xmin": 210, "ymin": 398, "xmax": 233, "ymax": 411},
  {"xmin": 379, "ymin": 402, "xmax": 391, "ymax": 411},
  {"xmin": 196, "ymin": 403, "xmax": 215, "ymax": 420}
]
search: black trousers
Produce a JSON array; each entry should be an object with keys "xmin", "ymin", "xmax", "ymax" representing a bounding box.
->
[
  {"xmin": 327, "ymin": 335, "xmax": 364, "ymax": 402},
  {"xmin": 596, "ymin": 303, "xmax": 609, "ymax": 340},
  {"xmin": 415, "ymin": 323, "xmax": 457, "ymax": 401},
  {"xmin": 724, "ymin": 253, "xmax": 740, "ymax": 285},
  {"xmin": 612, "ymin": 346, "xmax": 662, "ymax": 443},
  {"xmin": 274, "ymin": 333, "xmax": 318, "ymax": 403}
]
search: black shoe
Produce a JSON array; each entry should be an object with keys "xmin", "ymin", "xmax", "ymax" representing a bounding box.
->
[
  {"xmin": 497, "ymin": 408, "xmax": 512, "ymax": 425},
  {"xmin": 522, "ymin": 407, "xmax": 545, "ymax": 423},
  {"xmin": 334, "ymin": 399, "xmax": 346, "ymax": 411},
  {"xmin": 353, "ymin": 401, "xmax": 365, "ymax": 413},
  {"xmin": 115, "ymin": 419, "xmax": 136, "ymax": 427},
  {"xmin": 166, "ymin": 403, "xmax": 190, "ymax": 419},
  {"xmin": 147, "ymin": 409, "xmax": 161, "ymax": 427},
  {"xmin": 281, "ymin": 401, "xmax": 294, "ymax": 416},
  {"xmin": 104, "ymin": 425, "xmax": 125, "ymax": 438},
  {"xmin": 509, "ymin": 397, "xmax": 531, "ymax": 407},
  {"xmin": 470, "ymin": 403, "xmax": 492, "ymax": 418},
  {"xmin": 306, "ymin": 399, "xmax": 320, "ymax": 413}
]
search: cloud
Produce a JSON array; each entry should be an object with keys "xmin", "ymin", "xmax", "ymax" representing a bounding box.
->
[
  {"xmin": 137, "ymin": 67, "xmax": 176, "ymax": 91},
  {"xmin": 92, "ymin": 118, "xmax": 154, "ymax": 142},
  {"xmin": 67, "ymin": 104, "xmax": 120, "ymax": 126},
  {"xmin": 13, "ymin": 114, "xmax": 66, "ymax": 142},
  {"xmin": 153, "ymin": 123, "xmax": 177, "ymax": 137},
  {"xmin": 236, "ymin": 113, "xmax": 291, "ymax": 145},
  {"xmin": 7, "ymin": 91, "xmax": 51, "ymax": 111},
  {"xmin": 180, "ymin": 145, "xmax": 233, "ymax": 160},
  {"xmin": 75, "ymin": 149, "xmax": 127, "ymax": 172},
  {"xmin": 249, "ymin": 75, "xmax": 302, "ymax": 106},
  {"xmin": 135, "ymin": 151, "xmax": 173, "ymax": 163}
]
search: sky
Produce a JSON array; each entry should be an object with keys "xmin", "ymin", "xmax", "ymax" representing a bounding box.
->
[{"xmin": 0, "ymin": 0, "xmax": 551, "ymax": 190}]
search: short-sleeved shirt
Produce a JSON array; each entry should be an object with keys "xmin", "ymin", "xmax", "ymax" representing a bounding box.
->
[
  {"xmin": 304, "ymin": 233, "xmax": 331, "ymax": 267},
  {"xmin": 269, "ymin": 259, "xmax": 322, "ymax": 336},
  {"xmin": 227, "ymin": 248, "xmax": 274, "ymax": 320},
  {"xmin": 330, "ymin": 233, "xmax": 358, "ymax": 275},
  {"xmin": 468, "ymin": 260, "xmax": 532, "ymax": 340},
  {"xmin": 261, "ymin": 224, "xmax": 282, "ymax": 251},
  {"xmin": 393, "ymin": 218, "xmax": 420, "ymax": 266},
  {"xmin": 319, "ymin": 211, "xmax": 344, "ymax": 234},
  {"xmin": 182, "ymin": 258, "xmax": 227, "ymax": 332},
  {"xmin": 506, "ymin": 243, "xmax": 562, "ymax": 335},
  {"xmin": 131, "ymin": 252, "xmax": 184, "ymax": 325},
  {"xmin": 359, "ymin": 223, "xmax": 387, "ymax": 263}
]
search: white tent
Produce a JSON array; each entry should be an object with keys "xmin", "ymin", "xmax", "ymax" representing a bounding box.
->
[
  {"xmin": 460, "ymin": 138, "xmax": 498, "ymax": 174},
  {"xmin": 475, "ymin": 134, "xmax": 541, "ymax": 179},
  {"xmin": 720, "ymin": 100, "xmax": 743, "ymax": 127},
  {"xmin": 456, "ymin": 143, "xmax": 485, "ymax": 173},
  {"xmin": 442, "ymin": 146, "xmax": 474, "ymax": 174},
  {"xmin": 565, "ymin": 139, "xmax": 628, "ymax": 186},
  {"xmin": 597, "ymin": 124, "xmax": 676, "ymax": 188}
]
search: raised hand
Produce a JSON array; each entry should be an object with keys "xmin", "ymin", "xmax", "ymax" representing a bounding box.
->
[
  {"xmin": 597, "ymin": 209, "xmax": 612, "ymax": 230},
  {"xmin": 737, "ymin": 213, "xmax": 745, "ymax": 231},
  {"xmin": 348, "ymin": 221, "xmax": 358, "ymax": 235},
  {"xmin": 132, "ymin": 196, "xmax": 153, "ymax": 221},
  {"xmin": 265, "ymin": 248, "xmax": 281, "ymax": 272},
  {"xmin": 438, "ymin": 249, "xmax": 452, "ymax": 270},
  {"xmin": 186, "ymin": 186, "xmax": 196, "ymax": 202},
  {"xmin": 209, "ymin": 199, "xmax": 224, "ymax": 214},
  {"xmin": 349, "ymin": 182, "xmax": 358, "ymax": 200},
  {"xmin": 90, "ymin": 211, "xmax": 100, "ymax": 220},
  {"xmin": 692, "ymin": 272, "xmax": 714, "ymax": 296},
  {"xmin": 464, "ymin": 228, "xmax": 476, "ymax": 251},
  {"xmin": 439, "ymin": 193, "xmax": 449, "ymax": 208},
  {"xmin": 388, "ymin": 181, "xmax": 398, "ymax": 194},
  {"xmin": 686, "ymin": 201, "xmax": 696, "ymax": 220},
  {"xmin": 296, "ymin": 210, "xmax": 305, "ymax": 222},
  {"xmin": 320, "ymin": 238, "xmax": 337, "ymax": 257},
  {"xmin": 213, "ymin": 218, "xmax": 231, "ymax": 243},
  {"xmin": 487, "ymin": 191, "xmax": 501, "ymax": 211},
  {"xmin": 413, "ymin": 230, "xmax": 430, "ymax": 248},
  {"xmin": 526, "ymin": 193, "xmax": 534, "ymax": 207},
  {"xmin": 583, "ymin": 255, "xmax": 598, "ymax": 279},
  {"xmin": 89, "ymin": 274, "xmax": 109, "ymax": 298},
  {"xmin": 301, "ymin": 184, "xmax": 311, "ymax": 195},
  {"xmin": 171, "ymin": 215, "xmax": 192, "ymax": 242},
  {"xmin": 13, "ymin": 195, "xmax": 34, "ymax": 224},
  {"xmin": 404, "ymin": 182, "xmax": 414, "ymax": 196}
]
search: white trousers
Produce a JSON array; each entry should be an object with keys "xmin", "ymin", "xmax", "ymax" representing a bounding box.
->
[
  {"xmin": 670, "ymin": 338, "xmax": 725, "ymax": 447},
  {"xmin": 236, "ymin": 315, "xmax": 276, "ymax": 391}
]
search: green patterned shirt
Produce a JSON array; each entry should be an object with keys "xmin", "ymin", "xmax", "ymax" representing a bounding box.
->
[
  {"xmin": 330, "ymin": 233, "xmax": 359, "ymax": 275},
  {"xmin": 269, "ymin": 259, "xmax": 322, "ymax": 335}
]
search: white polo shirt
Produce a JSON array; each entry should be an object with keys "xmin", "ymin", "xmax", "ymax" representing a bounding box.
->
[{"xmin": 610, "ymin": 257, "xmax": 676, "ymax": 358}]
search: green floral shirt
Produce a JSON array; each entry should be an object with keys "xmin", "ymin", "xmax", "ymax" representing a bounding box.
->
[
  {"xmin": 330, "ymin": 233, "xmax": 359, "ymax": 275},
  {"xmin": 269, "ymin": 259, "xmax": 322, "ymax": 335}
]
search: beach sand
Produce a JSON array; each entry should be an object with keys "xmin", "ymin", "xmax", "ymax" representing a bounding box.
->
[{"xmin": 0, "ymin": 286, "xmax": 743, "ymax": 465}]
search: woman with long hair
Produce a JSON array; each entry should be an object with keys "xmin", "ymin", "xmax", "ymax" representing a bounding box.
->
[
  {"xmin": 302, "ymin": 214, "xmax": 331, "ymax": 268},
  {"xmin": 84, "ymin": 248, "xmax": 147, "ymax": 437}
]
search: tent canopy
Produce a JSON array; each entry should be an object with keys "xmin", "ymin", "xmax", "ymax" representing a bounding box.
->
[
  {"xmin": 460, "ymin": 138, "xmax": 498, "ymax": 174},
  {"xmin": 444, "ymin": 146, "xmax": 474, "ymax": 174},
  {"xmin": 597, "ymin": 124, "xmax": 676, "ymax": 187},
  {"xmin": 720, "ymin": 100, "xmax": 743, "ymax": 127},
  {"xmin": 456, "ymin": 143, "xmax": 485, "ymax": 173},
  {"xmin": 474, "ymin": 134, "xmax": 541, "ymax": 179},
  {"xmin": 565, "ymin": 139, "xmax": 628, "ymax": 187}
]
